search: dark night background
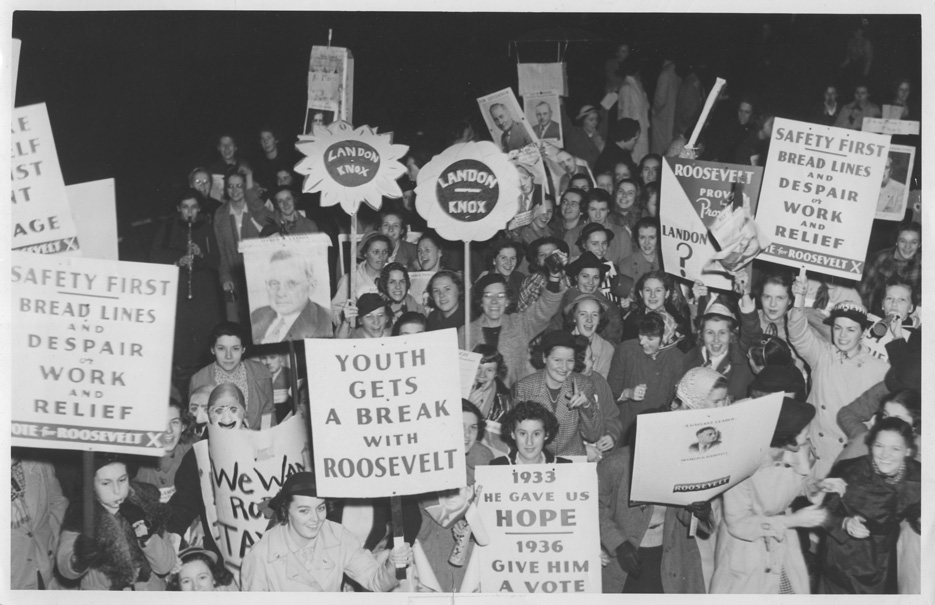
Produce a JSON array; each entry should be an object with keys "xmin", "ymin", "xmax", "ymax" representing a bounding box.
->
[{"xmin": 12, "ymin": 11, "xmax": 921, "ymax": 259}]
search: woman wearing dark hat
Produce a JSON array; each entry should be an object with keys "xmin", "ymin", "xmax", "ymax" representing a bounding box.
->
[
  {"xmin": 336, "ymin": 293, "xmax": 392, "ymax": 339},
  {"xmin": 57, "ymin": 454, "xmax": 176, "ymax": 591},
  {"xmin": 241, "ymin": 472, "xmax": 412, "ymax": 592},
  {"xmin": 789, "ymin": 270, "xmax": 889, "ymax": 479},
  {"xmin": 710, "ymin": 399, "xmax": 838, "ymax": 594},
  {"xmin": 564, "ymin": 104, "xmax": 606, "ymax": 170},
  {"xmin": 550, "ymin": 251, "xmax": 624, "ymax": 342},
  {"xmin": 458, "ymin": 268, "xmax": 565, "ymax": 389},
  {"xmin": 167, "ymin": 546, "xmax": 238, "ymax": 591},
  {"xmin": 511, "ymin": 330, "xmax": 604, "ymax": 458},
  {"xmin": 330, "ymin": 232, "xmax": 390, "ymax": 326}
]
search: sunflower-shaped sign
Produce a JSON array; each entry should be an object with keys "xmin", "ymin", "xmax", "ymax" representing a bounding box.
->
[
  {"xmin": 414, "ymin": 141, "xmax": 519, "ymax": 242},
  {"xmin": 294, "ymin": 121, "xmax": 409, "ymax": 215}
]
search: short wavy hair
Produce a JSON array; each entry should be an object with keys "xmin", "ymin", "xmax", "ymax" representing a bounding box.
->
[{"xmin": 499, "ymin": 400, "xmax": 560, "ymax": 449}]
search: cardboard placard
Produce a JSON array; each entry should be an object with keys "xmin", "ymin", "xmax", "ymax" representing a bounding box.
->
[
  {"xmin": 474, "ymin": 464, "xmax": 601, "ymax": 593},
  {"xmin": 304, "ymin": 329, "xmax": 466, "ymax": 497},
  {"xmin": 875, "ymin": 144, "xmax": 916, "ymax": 221},
  {"xmin": 10, "ymin": 252, "xmax": 178, "ymax": 456},
  {"xmin": 414, "ymin": 141, "xmax": 520, "ymax": 242},
  {"xmin": 478, "ymin": 88, "xmax": 539, "ymax": 154},
  {"xmin": 240, "ymin": 233, "xmax": 333, "ymax": 343},
  {"xmin": 303, "ymin": 45, "xmax": 354, "ymax": 133},
  {"xmin": 517, "ymin": 62, "xmax": 568, "ymax": 97},
  {"xmin": 196, "ymin": 415, "xmax": 312, "ymax": 572},
  {"xmin": 68, "ymin": 179, "xmax": 119, "ymax": 261},
  {"xmin": 630, "ymin": 393, "xmax": 783, "ymax": 506},
  {"xmin": 294, "ymin": 121, "xmax": 408, "ymax": 214},
  {"xmin": 755, "ymin": 118, "xmax": 889, "ymax": 279},
  {"xmin": 861, "ymin": 117, "xmax": 920, "ymax": 136},
  {"xmin": 459, "ymin": 349, "xmax": 482, "ymax": 400},
  {"xmin": 524, "ymin": 92, "xmax": 563, "ymax": 147},
  {"xmin": 12, "ymin": 103, "xmax": 80, "ymax": 255}
]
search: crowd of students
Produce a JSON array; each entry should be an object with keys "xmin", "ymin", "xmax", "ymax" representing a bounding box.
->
[{"xmin": 12, "ymin": 29, "xmax": 922, "ymax": 595}]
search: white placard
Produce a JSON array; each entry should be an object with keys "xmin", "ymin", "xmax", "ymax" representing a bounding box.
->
[{"xmin": 68, "ymin": 179, "xmax": 118, "ymax": 261}]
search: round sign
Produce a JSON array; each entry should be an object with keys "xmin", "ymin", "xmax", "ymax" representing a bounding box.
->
[
  {"xmin": 324, "ymin": 141, "xmax": 381, "ymax": 187},
  {"xmin": 435, "ymin": 159, "xmax": 500, "ymax": 223}
]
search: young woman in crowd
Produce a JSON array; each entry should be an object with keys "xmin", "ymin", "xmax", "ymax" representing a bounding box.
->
[
  {"xmin": 337, "ymin": 293, "xmax": 392, "ymax": 339},
  {"xmin": 820, "ymin": 418, "xmax": 921, "ymax": 594},
  {"xmin": 620, "ymin": 270, "xmax": 693, "ymax": 351},
  {"xmin": 134, "ymin": 399, "xmax": 194, "ymax": 503},
  {"xmin": 425, "ymin": 270, "xmax": 465, "ymax": 332},
  {"xmin": 551, "ymin": 251, "xmax": 624, "ymax": 342},
  {"xmin": 167, "ymin": 546, "xmax": 238, "ymax": 591},
  {"xmin": 241, "ymin": 472, "xmax": 412, "ymax": 591},
  {"xmin": 563, "ymin": 292, "xmax": 615, "ymax": 379},
  {"xmin": 331, "ymin": 232, "xmax": 391, "ymax": 325},
  {"xmin": 412, "ymin": 231, "xmax": 446, "ymax": 273},
  {"xmin": 376, "ymin": 262, "xmax": 425, "ymax": 325},
  {"xmin": 490, "ymin": 400, "xmax": 571, "ymax": 465},
  {"xmin": 510, "ymin": 330, "xmax": 603, "ymax": 458},
  {"xmin": 478, "ymin": 240, "xmax": 526, "ymax": 300},
  {"xmin": 459, "ymin": 272, "xmax": 564, "ymax": 388},
  {"xmin": 392, "ymin": 310, "xmax": 427, "ymax": 336},
  {"xmin": 467, "ymin": 344, "xmax": 513, "ymax": 421},
  {"xmin": 683, "ymin": 307, "xmax": 754, "ymax": 403},
  {"xmin": 57, "ymin": 455, "xmax": 175, "ymax": 591}
]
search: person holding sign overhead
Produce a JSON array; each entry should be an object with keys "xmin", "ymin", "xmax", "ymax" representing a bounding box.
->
[{"xmin": 241, "ymin": 472, "xmax": 412, "ymax": 592}]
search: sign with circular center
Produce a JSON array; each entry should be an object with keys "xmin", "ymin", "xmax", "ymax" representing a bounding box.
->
[
  {"xmin": 435, "ymin": 159, "xmax": 500, "ymax": 222},
  {"xmin": 324, "ymin": 141, "xmax": 381, "ymax": 187}
]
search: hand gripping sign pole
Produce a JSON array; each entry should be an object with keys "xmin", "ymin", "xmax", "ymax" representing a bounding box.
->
[
  {"xmin": 414, "ymin": 142, "xmax": 521, "ymax": 349},
  {"xmin": 295, "ymin": 120, "xmax": 409, "ymax": 575}
]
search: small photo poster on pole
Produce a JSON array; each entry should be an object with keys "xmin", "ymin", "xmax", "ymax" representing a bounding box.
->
[
  {"xmin": 875, "ymin": 144, "xmax": 915, "ymax": 221},
  {"xmin": 10, "ymin": 252, "xmax": 178, "ymax": 456},
  {"xmin": 508, "ymin": 144, "xmax": 549, "ymax": 230},
  {"xmin": 517, "ymin": 62, "xmax": 568, "ymax": 97},
  {"xmin": 12, "ymin": 103, "xmax": 80, "ymax": 255},
  {"xmin": 195, "ymin": 414, "xmax": 311, "ymax": 574},
  {"xmin": 474, "ymin": 463, "xmax": 601, "ymax": 594},
  {"xmin": 630, "ymin": 393, "xmax": 783, "ymax": 506},
  {"xmin": 755, "ymin": 118, "xmax": 889, "ymax": 279},
  {"xmin": 478, "ymin": 87, "xmax": 539, "ymax": 154},
  {"xmin": 524, "ymin": 92, "xmax": 563, "ymax": 147},
  {"xmin": 303, "ymin": 45, "xmax": 354, "ymax": 134},
  {"xmin": 240, "ymin": 234, "xmax": 333, "ymax": 343},
  {"xmin": 304, "ymin": 329, "xmax": 466, "ymax": 498}
]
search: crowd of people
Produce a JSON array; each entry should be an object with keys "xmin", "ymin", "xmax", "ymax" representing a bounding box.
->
[{"xmin": 12, "ymin": 26, "xmax": 922, "ymax": 596}]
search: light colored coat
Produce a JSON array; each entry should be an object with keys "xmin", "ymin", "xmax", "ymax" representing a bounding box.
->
[
  {"xmin": 241, "ymin": 521, "xmax": 397, "ymax": 592},
  {"xmin": 651, "ymin": 61, "xmax": 681, "ymax": 154},
  {"xmin": 10, "ymin": 460, "xmax": 68, "ymax": 589}
]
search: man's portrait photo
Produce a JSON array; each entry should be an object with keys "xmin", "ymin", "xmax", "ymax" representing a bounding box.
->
[
  {"xmin": 242, "ymin": 236, "xmax": 333, "ymax": 343},
  {"xmin": 526, "ymin": 95, "xmax": 562, "ymax": 144},
  {"xmin": 875, "ymin": 145, "xmax": 914, "ymax": 219}
]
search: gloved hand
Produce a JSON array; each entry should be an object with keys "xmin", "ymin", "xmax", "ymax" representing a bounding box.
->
[
  {"xmin": 685, "ymin": 500, "xmax": 713, "ymax": 525},
  {"xmin": 615, "ymin": 541, "xmax": 642, "ymax": 578},
  {"xmin": 72, "ymin": 534, "xmax": 103, "ymax": 572},
  {"xmin": 120, "ymin": 501, "xmax": 154, "ymax": 545}
]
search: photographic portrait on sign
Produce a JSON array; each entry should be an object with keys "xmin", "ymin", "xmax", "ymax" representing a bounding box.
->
[
  {"xmin": 875, "ymin": 144, "xmax": 915, "ymax": 221},
  {"xmin": 304, "ymin": 108, "xmax": 336, "ymax": 135},
  {"xmin": 524, "ymin": 92, "xmax": 563, "ymax": 147},
  {"xmin": 688, "ymin": 426, "xmax": 722, "ymax": 454},
  {"xmin": 242, "ymin": 235, "xmax": 333, "ymax": 343},
  {"xmin": 477, "ymin": 88, "xmax": 538, "ymax": 154}
]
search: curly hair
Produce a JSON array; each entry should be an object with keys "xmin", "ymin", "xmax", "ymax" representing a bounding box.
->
[
  {"xmin": 865, "ymin": 416, "xmax": 916, "ymax": 456},
  {"xmin": 486, "ymin": 240, "xmax": 525, "ymax": 273},
  {"xmin": 875, "ymin": 389, "xmax": 921, "ymax": 434},
  {"xmin": 377, "ymin": 262, "xmax": 411, "ymax": 299},
  {"xmin": 392, "ymin": 311, "xmax": 426, "ymax": 336},
  {"xmin": 473, "ymin": 273, "xmax": 516, "ymax": 315},
  {"xmin": 426, "ymin": 270, "xmax": 464, "ymax": 311},
  {"xmin": 499, "ymin": 400, "xmax": 560, "ymax": 449},
  {"xmin": 633, "ymin": 270, "xmax": 677, "ymax": 312},
  {"xmin": 166, "ymin": 550, "xmax": 236, "ymax": 591}
]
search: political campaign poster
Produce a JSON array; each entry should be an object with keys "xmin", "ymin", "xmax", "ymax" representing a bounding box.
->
[
  {"xmin": 662, "ymin": 157, "xmax": 768, "ymax": 276},
  {"xmin": 755, "ymin": 118, "xmax": 889, "ymax": 279},
  {"xmin": 507, "ymin": 144, "xmax": 549, "ymax": 230},
  {"xmin": 524, "ymin": 92, "xmax": 563, "ymax": 147},
  {"xmin": 478, "ymin": 87, "xmax": 539, "ymax": 155},
  {"xmin": 68, "ymin": 179, "xmax": 119, "ymax": 261},
  {"xmin": 305, "ymin": 329, "xmax": 466, "ymax": 498},
  {"xmin": 875, "ymin": 144, "xmax": 915, "ymax": 221},
  {"xmin": 196, "ymin": 414, "xmax": 311, "ymax": 573},
  {"xmin": 517, "ymin": 62, "xmax": 568, "ymax": 97},
  {"xmin": 12, "ymin": 38, "xmax": 21, "ymax": 97},
  {"xmin": 240, "ymin": 233, "xmax": 333, "ymax": 343},
  {"xmin": 12, "ymin": 103, "xmax": 80, "ymax": 255},
  {"xmin": 10, "ymin": 251, "xmax": 178, "ymax": 456},
  {"xmin": 659, "ymin": 158, "xmax": 732, "ymax": 290},
  {"xmin": 303, "ymin": 45, "xmax": 354, "ymax": 134},
  {"xmin": 295, "ymin": 121, "xmax": 408, "ymax": 215},
  {"xmin": 861, "ymin": 116, "xmax": 919, "ymax": 136},
  {"xmin": 408, "ymin": 269, "xmax": 435, "ymax": 307},
  {"xmin": 474, "ymin": 463, "xmax": 601, "ymax": 594},
  {"xmin": 630, "ymin": 393, "xmax": 783, "ymax": 506},
  {"xmin": 415, "ymin": 141, "xmax": 519, "ymax": 242}
]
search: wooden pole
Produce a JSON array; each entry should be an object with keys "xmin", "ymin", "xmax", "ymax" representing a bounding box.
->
[
  {"xmin": 390, "ymin": 495, "xmax": 408, "ymax": 580},
  {"xmin": 82, "ymin": 450, "xmax": 95, "ymax": 537},
  {"xmin": 463, "ymin": 241, "xmax": 471, "ymax": 350},
  {"xmin": 349, "ymin": 212, "xmax": 358, "ymax": 328}
]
